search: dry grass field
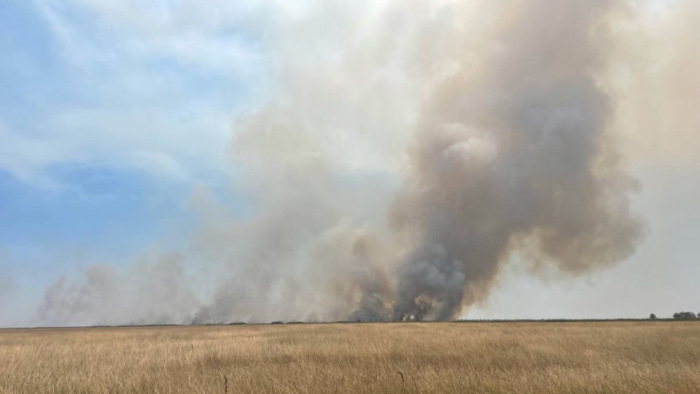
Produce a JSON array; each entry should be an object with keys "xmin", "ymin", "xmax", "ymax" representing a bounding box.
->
[{"xmin": 1, "ymin": 322, "xmax": 699, "ymax": 393}]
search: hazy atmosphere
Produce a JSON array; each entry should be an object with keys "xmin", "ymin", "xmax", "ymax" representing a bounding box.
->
[{"xmin": 1, "ymin": 0, "xmax": 699, "ymax": 327}]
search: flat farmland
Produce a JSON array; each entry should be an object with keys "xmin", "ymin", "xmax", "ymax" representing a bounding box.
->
[{"xmin": 1, "ymin": 322, "xmax": 699, "ymax": 393}]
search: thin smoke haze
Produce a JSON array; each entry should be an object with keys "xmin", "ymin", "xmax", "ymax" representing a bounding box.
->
[{"xmin": 33, "ymin": 0, "xmax": 697, "ymax": 326}]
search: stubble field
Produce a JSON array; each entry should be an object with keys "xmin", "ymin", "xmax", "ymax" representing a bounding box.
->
[{"xmin": 1, "ymin": 321, "xmax": 699, "ymax": 393}]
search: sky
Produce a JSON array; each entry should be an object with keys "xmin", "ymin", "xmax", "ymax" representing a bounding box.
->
[{"xmin": 0, "ymin": 0, "xmax": 699, "ymax": 326}]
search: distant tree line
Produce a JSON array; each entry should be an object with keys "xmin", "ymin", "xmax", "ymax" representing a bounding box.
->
[
  {"xmin": 672, "ymin": 312, "xmax": 699, "ymax": 320},
  {"xmin": 649, "ymin": 312, "xmax": 700, "ymax": 320}
]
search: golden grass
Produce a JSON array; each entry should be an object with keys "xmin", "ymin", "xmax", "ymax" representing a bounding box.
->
[{"xmin": 1, "ymin": 322, "xmax": 699, "ymax": 393}]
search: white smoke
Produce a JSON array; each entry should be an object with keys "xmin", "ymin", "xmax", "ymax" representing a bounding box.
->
[{"xmin": 34, "ymin": 0, "xmax": 699, "ymax": 326}]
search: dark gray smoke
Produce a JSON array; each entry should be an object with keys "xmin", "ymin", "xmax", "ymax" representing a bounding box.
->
[
  {"xmin": 389, "ymin": 0, "xmax": 643, "ymax": 321},
  {"xmin": 33, "ymin": 0, "xmax": 682, "ymax": 327}
]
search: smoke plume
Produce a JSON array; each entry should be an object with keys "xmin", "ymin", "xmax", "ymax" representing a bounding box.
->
[
  {"xmin": 389, "ymin": 0, "xmax": 642, "ymax": 321},
  {"xmin": 35, "ymin": 0, "xmax": 700, "ymax": 326}
]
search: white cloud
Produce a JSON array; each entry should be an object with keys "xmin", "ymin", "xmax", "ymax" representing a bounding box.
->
[
  {"xmin": 0, "ymin": 123, "xmax": 70, "ymax": 189},
  {"xmin": 34, "ymin": 0, "xmax": 267, "ymax": 75},
  {"xmin": 9, "ymin": 0, "xmax": 451, "ymax": 191},
  {"xmin": 0, "ymin": 0, "xmax": 272, "ymax": 191}
]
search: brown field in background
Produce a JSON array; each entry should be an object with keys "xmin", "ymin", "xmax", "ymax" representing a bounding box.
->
[{"xmin": 1, "ymin": 322, "xmax": 699, "ymax": 393}]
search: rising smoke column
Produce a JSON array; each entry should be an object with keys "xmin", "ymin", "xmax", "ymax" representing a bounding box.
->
[
  {"xmin": 390, "ymin": 0, "xmax": 643, "ymax": 321},
  {"xmin": 30, "ymin": 0, "xmax": 658, "ymax": 327}
]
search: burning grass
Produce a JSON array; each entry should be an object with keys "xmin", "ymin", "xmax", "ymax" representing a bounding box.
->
[{"xmin": 1, "ymin": 322, "xmax": 699, "ymax": 393}]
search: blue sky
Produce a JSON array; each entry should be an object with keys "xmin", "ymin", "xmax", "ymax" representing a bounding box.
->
[
  {"xmin": 0, "ymin": 0, "xmax": 265, "ymax": 320},
  {"xmin": 1, "ymin": 0, "xmax": 699, "ymax": 325}
]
